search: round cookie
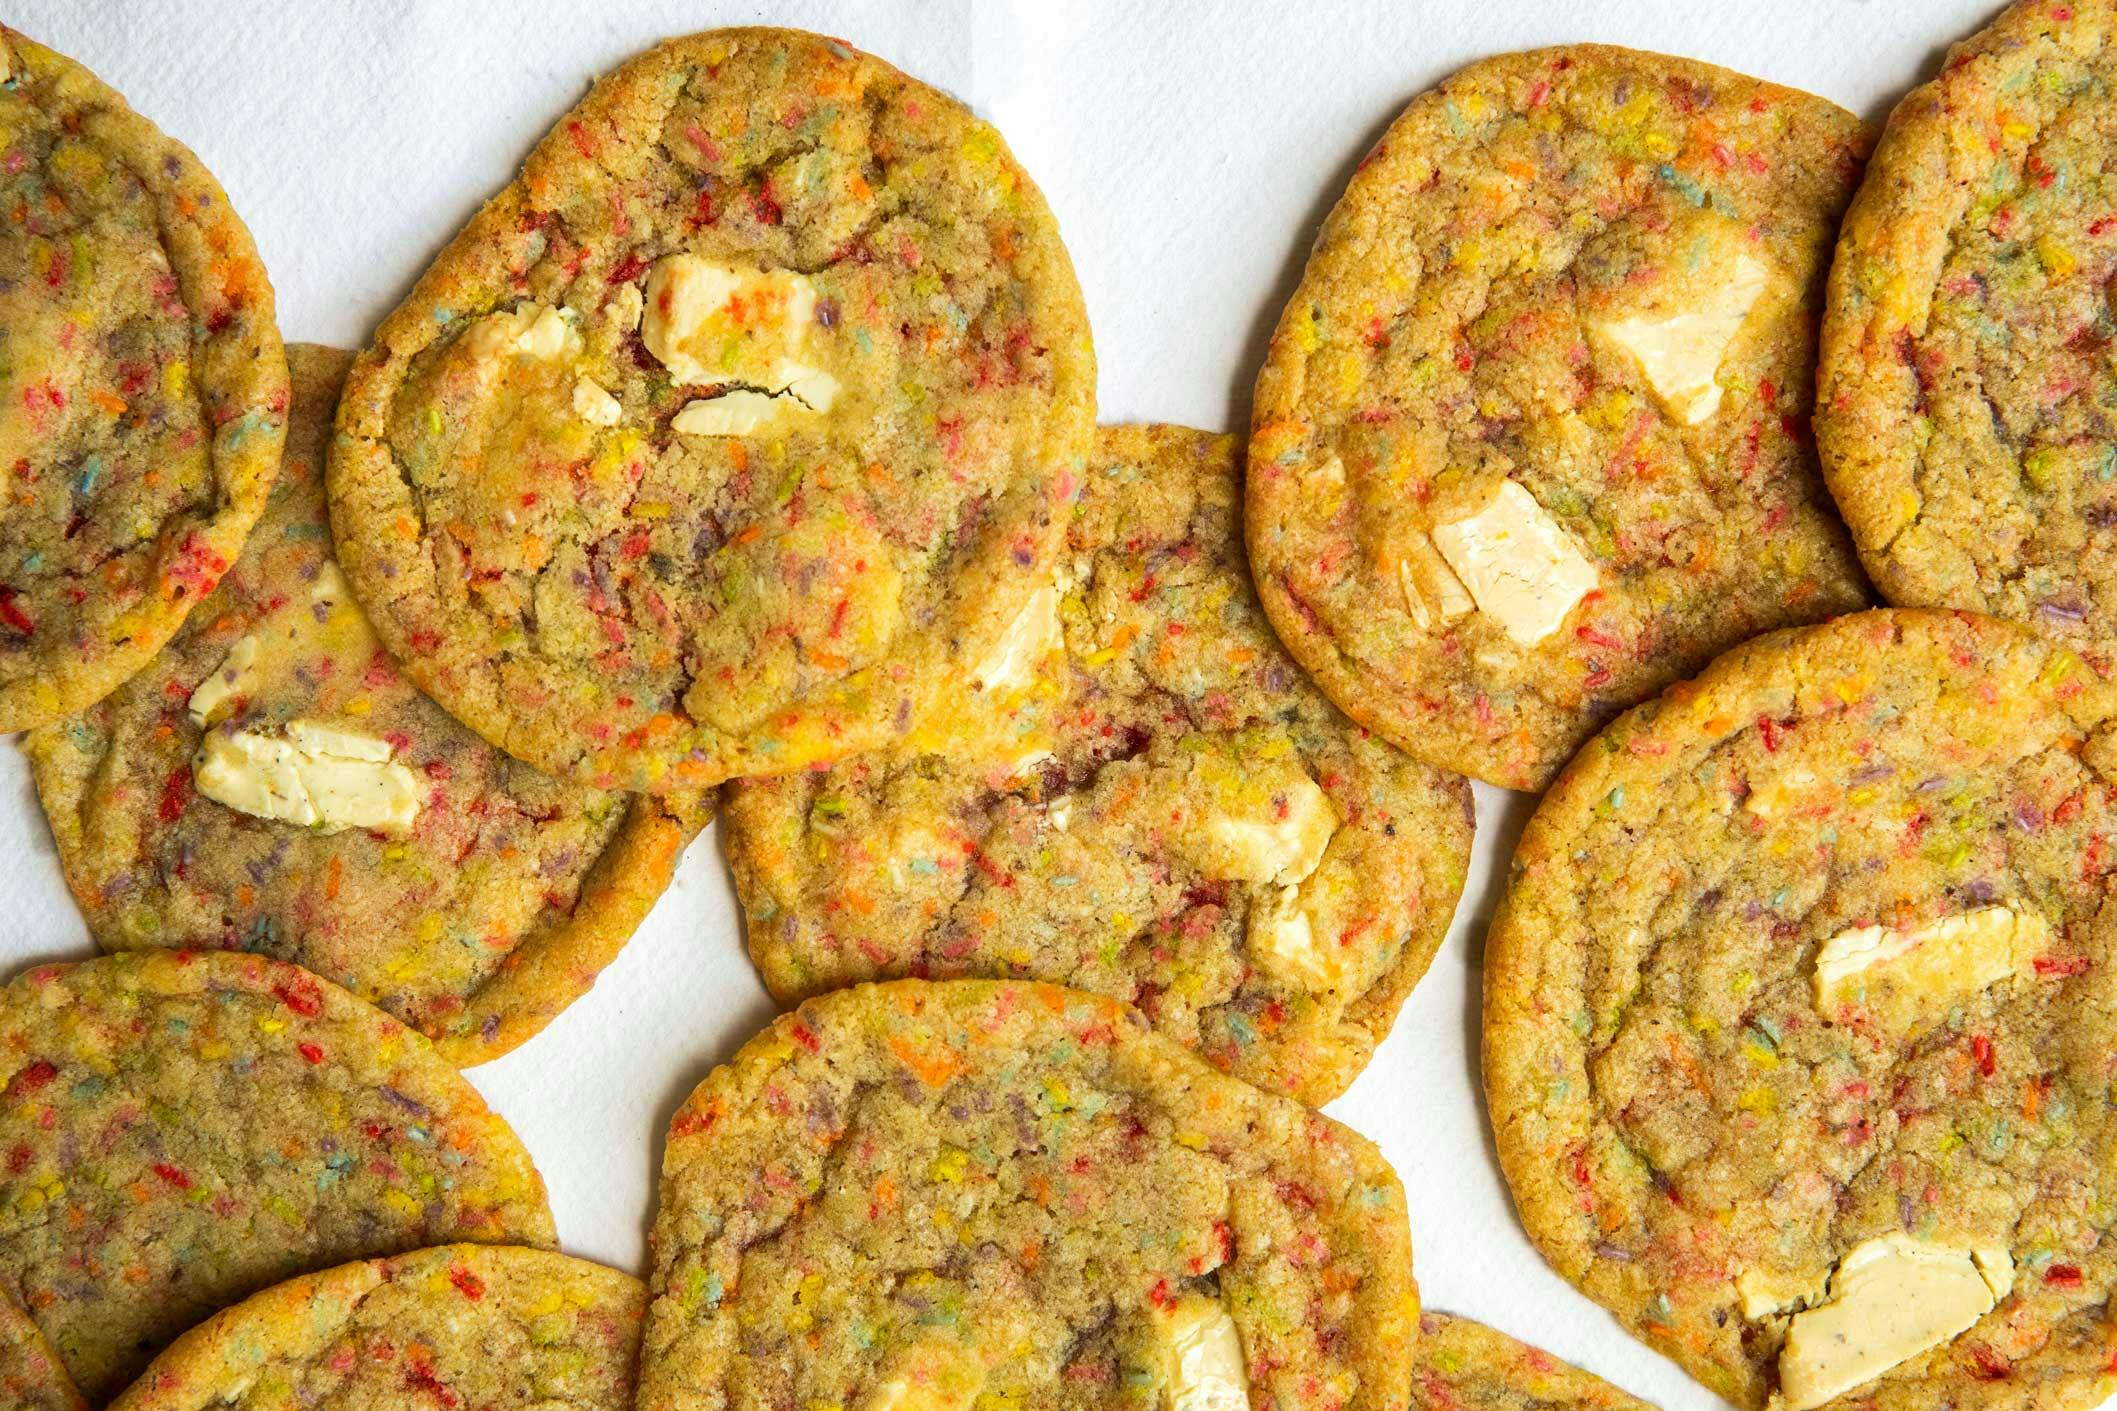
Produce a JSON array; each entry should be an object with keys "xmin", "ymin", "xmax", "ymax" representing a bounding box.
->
[
  {"xmin": 26, "ymin": 346, "xmax": 699, "ymax": 1067},
  {"xmin": 0, "ymin": 26, "xmax": 285, "ymax": 730},
  {"xmin": 330, "ymin": 26, "xmax": 1094, "ymax": 794},
  {"xmin": 0, "ymin": 950, "xmax": 555, "ymax": 1403},
  {"xmin": 643, "ymin": 979, "xmax": 1417, "ymax": 1411},
  {"xmin": 105, "ymin": 1245, "xmax": 642, "ymax": 1411},
  {"xmin": 725, "ymin": 424, "xmax": 1472, "ymax": 1104},
  {"xmin": 0, "ymin": 1294, "xmax": 81, "ymax": 1411},
  {"xmin": 1485, "ymin": 609, "xmax": 2117, "ymax": 1409},
  {"xmin": 1248, "ymin": 46, "xmax": 1871, "ymax": 791},
  {"xmin": 1414, "ymin": 1314, "xmax": 1653, "ymax": 1410},
  {"xmin": 1819, "ymin": 1, "xmax": 2117, "ymax": 665}
]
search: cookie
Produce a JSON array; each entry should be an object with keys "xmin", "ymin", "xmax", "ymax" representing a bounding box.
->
[
  {"xmin": 0, "ymin": 1294, "xmax": 81, "ymax": 1411},
  {"xmin": 330, "ymin": 26, "xmax": 1094, "ymax": 794},
  {"xmin": 26, "ymin": 346, "xmax": 699, "ymax": 1067},
  {"xmin": 642, "ymin": 979, "xmax": 1418, "ymax": 1411},
  {"xmin": 105, "ymin": 1245, "xmax": 641, "ymax": 1410},
  {"xmin": 1414, "ymin": 1314, "xmax": 1653, "ymax": 1410},
  {"xmin": 1819, "ymin": 1, "xmax": 2117, "ymax": 664},
  {"xmin": 725, "ymin": 425, "xmax": 1472, "ymax": 1104},
  {"xmin": 1248, "ymin": 45, "xmax": 1871, "ymax": 791},
  {"xmin": 0, "ymin": 950, "xmax": 555, "ymax": 1402},
  {"xmin": 1484, "ymin": 609, "xmax": 2117, "ymax": 1409},
  {"xmin": 0, "ymin": 26, "xmax": 285, "ymax": 731}
]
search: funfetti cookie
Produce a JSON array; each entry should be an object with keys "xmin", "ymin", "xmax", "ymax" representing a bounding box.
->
[
  {"xmin": 641, "ymin": 979, "xmax": 1418, "ymax": 1411},
  {"xmin": 1820, "ymin": 1, "xmax": 2117, "ymax": 664},
  {"xmin": 27, "ymin": 346, "xmax": 699, "ymax": 1067},
  {"xmin": 1414, "ymin": 1314, "xmax": 1654, "ymax": 1411},
  {"xmin": 1249, "ymin": 46, "xmax": 1871, "ymax": 791},
  {"xmin": 0, "ymin": 27, "xmax": 285, "ymax": 731},
  {"xmin": 725, "ymin": 425, "xmax": 1472, "ymax": 1105},
  {"xmin": 0, "ymin": 951, "xmax": 555, "ymax": 1403},
  {"xmin": 330, "ymin": 26, "xmax": 1094, "ymax": 795},
  {"xmin": 105, "ymin": 1247, "xmax": 642, "ymax": 1411},
  {"xmin": 0, "ymin": 1294, "xmax": 81, "ymax": 1411},
  {"xmin": 1484, "ymin": 609, "xmax": 2117, "ymax": 1409}
]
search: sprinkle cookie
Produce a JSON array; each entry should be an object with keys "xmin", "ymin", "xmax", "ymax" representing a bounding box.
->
[
  {"xmin": 725, "ymin": 425, "xmax": 1472, "ymax": 1104},
  {"xmin": 1414, "ymin": 1313, "xmax": 1654, "ymax": 1410},
  {"xmin": 1819, "ymin": 1, "xmax": 2117, "ymax": 664},
  {"xmin": 0, "ymin": 951, "xmax": 554, "ymax": 1402},
  {"xmin": 27, "ymin": 346, "xmax": 699, "ymax": 1067},
  {"xmin": 0, "ymin": 27, "xmax": 285, "ymax": 731},
  {"xmin": 330, "ymin": 27, "xmax": 1094, "ymax": 793},
  {"xmin": 1249, "ymin": 46, "xmax": 1870, "ymax": 790},
  {"xmin": 642, "ymin": 979, "xmax": 1417, "ymax": 1411},
  {"xmin": 1486, "ymin": 609, "xmax": 2117, "ymax": 1408},
  {"xmin": 0, "ymin": 1293, "xmax": 81, "ymax": 1411},
  {"xmin": 106, "ymin": 1245, "xmax": 642, "ymax": 1411}
]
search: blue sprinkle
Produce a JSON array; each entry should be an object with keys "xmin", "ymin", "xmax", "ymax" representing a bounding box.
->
[{"xmin": 75, "ymin": 457, "xmax": 103, "ymax": 497}]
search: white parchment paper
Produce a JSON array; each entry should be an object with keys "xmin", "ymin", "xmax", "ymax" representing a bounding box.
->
[{"xmin": 0, "ymin": 3, "xmax": 2033, "ymax": 1407}]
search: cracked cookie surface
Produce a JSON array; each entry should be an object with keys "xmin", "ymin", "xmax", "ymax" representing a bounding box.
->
[
  {"xmin": 642, "ymin": 979, "xmax": 1417, "ymax": 1411},
  {"xmin": 105, "ymin": 1245, "xmax": 641, "ymax": 1411},
  {"xmin": 0, "ymin": 950, "xmax": 554, "ymax": 1402},
  {"xmin": 1819, "ymin": 1, "xmax": 2117, "ymax": 666},
  {"xmin": 1249, "ymin": 46, "xmax": 1870, "ymax": 790},
  {"xmin": 0, "ymin": 26, "xmax": 285, "ymax": 731},
  {"xmin": 1413, "ymin": 1313, "xmax": 1653, "ymax": 1410},
  {"xmin": 330, "ymin": 26, "xmax": 1093, "ymax": 794},
  {"xmin": 725, "ymin": 425, "xmax": 1472, "ymax": 1105},
  {"xmin": 26, "ymin": 346, "xmax": 700, "ymax": 1067},
  {"xmin": 1485, "ymin": 609, "xmax": 2117, "ymax": 1409}
]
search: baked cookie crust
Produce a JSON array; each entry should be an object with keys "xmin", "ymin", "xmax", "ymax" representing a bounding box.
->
[
  {"xmin": 1486, "ymin": 609, "xmax": 2117, "ymax": 1409},
  {"xmin": 27, "ymin": 346, "xmax": 699, "ymax": 1067},
  {"xmin": 1250, "ymin": 45, "xmax": 1870, "ymax": 790},
  {"xmin": 0, "ymin": 27, "xmax": 285, "ymax": 730},
  {"xmin": 330, "ymin": 27, "xmax": 1093, "ymax": 793},
  {"xmin": 726, "ymin": 424, "xmax": 1472, "ymax": 1104}
]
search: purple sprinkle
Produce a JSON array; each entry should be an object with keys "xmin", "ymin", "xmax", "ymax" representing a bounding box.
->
[
  {"xmin": 1593, "ymin": 1242, "xmax": 1635, "ymax": 1262},
  {"xmin": 1849, "ymin": 764, "xmax": 1895, "ymax": 785},
  {"xmin": 1898, "ymin": 1191, "xmax": 1918, "ymax": 1229},
  {"xmin": 2040, "ymin": 600, "xmax": 2088, "ymax": 623},
  {"xmin": 379, "ymin": 1086, "xmax": 431, "ymax": 1119},
  {"xmin": 815, "ymin": 298, "xmax": 839, "ymax": 329},
  {"xmin": 1965, "ymin": 878, "xmax": 1997, "ymax": 903},
  {"xmin": 2015, "ymin": 799, "xmax": 2045, "ymax": 831}
]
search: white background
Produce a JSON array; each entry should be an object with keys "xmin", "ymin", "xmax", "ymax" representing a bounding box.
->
[{"xmin": 0, "ymin": 3, "xmax": 2023, "ymax": 1408}]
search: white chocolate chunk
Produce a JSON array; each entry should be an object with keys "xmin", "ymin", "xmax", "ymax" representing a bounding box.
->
[
  {"xmin": 672, "ymin": 390, "xmax": 788, "ymax": 438},
  {"xmin": 1735, "ymin": 1266, "xmax": 1827, "ymax": 1320},
  {"xmin": 973, "ymin": 584, "xmax": 1062, "ymax": 695},
  {"xmin": 194, "ymin": 719, "xmax": 421, "ymax": 835},
  {"xmin": 775, "ymin": 357, "xmax": 842, "ymax": 413},
  {"xmin": 1394, "ymin": 533, "xmax": 1474, "ymax": 633},
  {"xmin": 1779, "ymin": 1237, "xmax": 2013, "ymax": 1410},
  {"xmin": 1150, "ymin": 1295, "xmax": 1251, "ymax": 1411},
  {"xmin": 608, "ymin": 281, "xmax": 644, "ymax": 333},
  {"xmin": 1431, "ymin": 480, "xmax": 1599, "ymax": 646},
  {"xmin": 310, "ymin": 560, "xmax": 353, "ymax": 607},
  {"xmin": 1047, "ymin": 796, "xmax": 1075, "ymax": 831},
  {"xmin": 461, "ymin": 302, "xmax": 583, "ymax": 376},
  {"xmin": 1598, "ymin": 252, "xmax": 1769, "ymax": 425},
  {"xmin": 1813, "ymin": 906, "xmax": 2046, "ymax": 1027},
  {"xmin": 861, "ymin": 1341, "xmax": 985, "ymax": 1411},
  {"xmin": 573, "ymin": 378, "xmax": 623, "ymax": 426},
  {"xmin": 1182, "ymin": 764, "xmax": 1338, "ymax": 887},
  {"xmin": 641, "ymin": 254, "xmax": 819, "ymax": 386},
  {"xmin": 1745, "ymin": 765, "xmax": 1817, "ymax": 820},
  {"xmin": 1247, "ymin": 884, "xmax": 1341, "ymax": 991},
  {"xmin": 187, "ymin": 634, "xmax": 261, "ymax": 728}
]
